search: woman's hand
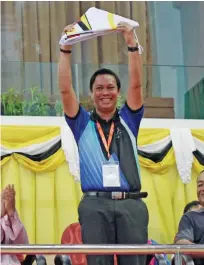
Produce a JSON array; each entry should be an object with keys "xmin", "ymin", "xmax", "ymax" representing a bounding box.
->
[{"xmin": 3, "ymin": 184, "xmax": 16, "ymax": 217}]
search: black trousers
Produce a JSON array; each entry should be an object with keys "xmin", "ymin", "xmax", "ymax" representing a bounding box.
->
[{"xmin": 78, "ymin": 196, "xmax": 149, "ymax": 265}]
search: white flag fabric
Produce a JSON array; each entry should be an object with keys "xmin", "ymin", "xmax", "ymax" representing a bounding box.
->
[{"xmin": 59, "ymin": 7, "xmax": 140, "ymax": 46}]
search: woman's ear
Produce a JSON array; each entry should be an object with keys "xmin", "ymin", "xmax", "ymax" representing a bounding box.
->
[{"xmin": 90, "ymin": 92, "xmax": 94, "ymax": 100}]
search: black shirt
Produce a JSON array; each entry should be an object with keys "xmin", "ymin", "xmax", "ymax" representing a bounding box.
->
[{"xmin": 175, "ymin": 207, "xmax": 204, "ymax": 265}]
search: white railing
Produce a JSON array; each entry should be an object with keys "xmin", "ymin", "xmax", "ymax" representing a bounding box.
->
[{"xmin": 1, "ymin": 244, "xmax": 204, "ymax": 255}]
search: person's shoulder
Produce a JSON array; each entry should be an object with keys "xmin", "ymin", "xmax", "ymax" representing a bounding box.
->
[
  {"xmin": 186, "ymin": 207, "xmax": 204, "ymax": 216},
  {"xmin": 183, "ymin": 208, "xmax": 204, "ymax": 223},
  {"xmin": 118, "ymin": 102, "xmax": 144, "ymax": 121},
  {"xmin": 179, "ymin": 212, "xmax": 194, "ymax": 225},
  {"xmin": 119, "ymin": 102, "xmax": 144, "ymax": 113},
  {"xmin": 184, "ymin": 211, "xmax": 195, "ymax": 218}
]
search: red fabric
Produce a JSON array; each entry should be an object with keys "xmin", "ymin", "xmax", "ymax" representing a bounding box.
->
[{"xmin": 61, "ymin": 223, "xmax": 118, "ymax": 265}]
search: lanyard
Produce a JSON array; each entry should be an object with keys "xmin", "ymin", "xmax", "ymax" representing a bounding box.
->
[{"xmin": 96, "ymin": 121, "xmax": 115, "ymax": 159}]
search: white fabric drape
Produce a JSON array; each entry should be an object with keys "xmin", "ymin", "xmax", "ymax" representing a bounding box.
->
[
  {"xmin": 170, "ymin": 128, "xmax": 196, "ymax": 184},
  {"xmin": 138, "ymin": 136, "xmax": 171, "ymax": 153},
  {"xmin": 60, "ymin": 122, "xmax": 80, "ymax": 181},
  {"xmin": 1, "ymin": 135, "xmax": 60, "ymax": 156}
]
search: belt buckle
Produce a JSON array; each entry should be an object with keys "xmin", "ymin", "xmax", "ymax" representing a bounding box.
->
[{"xmin": 111, "ymin": 192, "xmax": 125, "ymax": 200}]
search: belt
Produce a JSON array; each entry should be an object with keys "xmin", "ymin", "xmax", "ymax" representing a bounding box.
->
[{"xmin": 84, "ymin": 191, "xmax": 148, "ymax": 200}]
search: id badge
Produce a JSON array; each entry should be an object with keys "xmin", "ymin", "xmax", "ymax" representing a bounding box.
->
[{"xmin": 102, "ymin": 162, "xmax": 120, "ymax": 187}]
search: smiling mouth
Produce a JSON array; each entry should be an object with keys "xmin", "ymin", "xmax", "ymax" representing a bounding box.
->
[
  {"xmin": 101, "ymin": 98, "xmax": 111, "ymax": 103},
  {"xmin": 198, "ymin": 194, "xmax": 204, "ymax": 199}
]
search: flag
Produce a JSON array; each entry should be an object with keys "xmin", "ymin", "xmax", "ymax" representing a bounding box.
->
[{"xmin": 59, "ymin": 7, "xmax": 140, "ymax": 46}]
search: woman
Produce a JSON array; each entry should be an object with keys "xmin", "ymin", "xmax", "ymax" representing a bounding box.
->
[{"xmin": 1, "ymin": 184, "xmax": 29, "ymax": 265}]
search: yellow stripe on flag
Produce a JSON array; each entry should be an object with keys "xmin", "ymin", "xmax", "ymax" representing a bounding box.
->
[
  {"xmin": 108, "ymin": 12, "xmax": 116, "ymax": 29},
  {"xmin": 81, "ymin": 15, "xmax": 91, "ymax": 30}
]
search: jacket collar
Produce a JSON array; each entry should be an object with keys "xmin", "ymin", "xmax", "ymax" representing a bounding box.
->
[{"xmin": 90, "ymin": 108, "xmax": 120, "ymax": 124}]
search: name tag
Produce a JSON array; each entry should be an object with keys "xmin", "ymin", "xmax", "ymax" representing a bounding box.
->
[{"xmin": 102, "ymin": 162, "xmax": 120, "ymax": 187}]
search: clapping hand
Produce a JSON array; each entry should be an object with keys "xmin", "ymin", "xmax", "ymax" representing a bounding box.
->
[
  {"xmin": 3, "ymin": 184, "xmax": 16, "ymax": 217},
  {"xmin": 1, "ymin": 191, "xmax": 6, "ymax": 218}
]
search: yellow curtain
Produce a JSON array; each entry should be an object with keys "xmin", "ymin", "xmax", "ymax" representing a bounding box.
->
[
  {"xmin": 1, "ymin": 126, "xmax": 60, "ymax": 148},
  {"xmin": 0, "ymin": 150, "xmax": 65, "ymax": 172},
  {"xmin": 0, "ymin": 125, "xmax": 64, "ymax": 171},
  {"xmin": 138, "ymin": 128, "xmax": 170, "ymax": 146},
  {"xmin": 141, "ymin": 163, "xmax": 199, "ymax": 244},
  {"xmin": 1, "ymin": 126, "xmax": 204, "ymax": 244},
  {"xmin": 1, "ymin": 157, "xmax": 201, "ymax": 245},
  {"xmin": 2, "ymin": 125, "xmax": 169, "ymax": 148},
  {"xmin": 1, "ymin": 158, "xmax": 82, "ymax": 244},
  {"xmin": 191, "ymin": 129, "xmax": 204, "ymax": 141}
]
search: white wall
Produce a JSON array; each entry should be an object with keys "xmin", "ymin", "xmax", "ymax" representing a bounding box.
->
[{"xmin": 2, "ymin": 116, "xmax": 204, "ymax": 129}]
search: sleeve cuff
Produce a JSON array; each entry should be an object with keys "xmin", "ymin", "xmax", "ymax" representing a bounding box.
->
[
  {"xmin": 175, "ymin": 236, "xmax": 194, "ymax": 243},
  {"xmin": 64, "ymin": 106, "xmax": 81, "ymax": 120},
  {"xmin": 125, "ymin": 102, "xmax": 144, "ymax": 113}
]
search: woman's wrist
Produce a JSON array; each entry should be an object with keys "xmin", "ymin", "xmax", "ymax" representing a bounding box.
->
[{"xmin": 7, "ymin": 209, "xmax": 15, "ymax": 218}]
